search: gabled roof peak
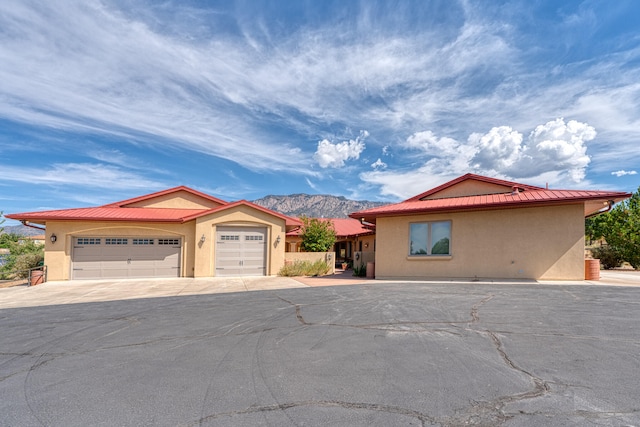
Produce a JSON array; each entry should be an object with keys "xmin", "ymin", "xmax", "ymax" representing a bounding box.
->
[
  {"xmin": 103, "ymin": 186, "xmax": 228, "ymax": 208},
  {"xmin": 405, "ymin": 173, "xmax": 545, "ymax": 202}
]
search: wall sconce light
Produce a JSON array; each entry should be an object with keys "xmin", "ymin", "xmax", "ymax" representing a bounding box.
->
[
  {"xmin": 50, "ymin": 234, "xmax": 57, "ymax": 244},
  {"xmin": 275, "ymin": 235, "xmax": 281, "ymax": 245},
  {"xmin": 364, "ymin": 242, "xmax": 369, "ymax": 248},
  {"xmin": 200, "ymin": 234, "xmax": 206, "ymax": 244}
]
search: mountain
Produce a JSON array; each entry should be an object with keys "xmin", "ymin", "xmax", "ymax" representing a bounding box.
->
[
  {"xmin": 252, "ymin": 194, "xmax": 386, "ymax": 219},
  {"xmin": 1, "ymin": 224, "xmax": 44, "ymax": 236}
]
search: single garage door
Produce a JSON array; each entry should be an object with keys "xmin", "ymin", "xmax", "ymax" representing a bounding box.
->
[
  {"xmin": 72, "ymin": 237, "xmax": 181, "ymax": 279},
  {"xmin": 215, "ymin": 226, "xmax": 267, "ymax": 276}
]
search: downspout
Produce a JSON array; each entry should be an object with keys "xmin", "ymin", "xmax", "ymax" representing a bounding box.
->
[
  {"xmin": 20, "ymin": 220, "xmax": 46, "ymax": 231},
  {"xmin": 585, "ymin": 200, "xmax": 614, "ymax": 219}
]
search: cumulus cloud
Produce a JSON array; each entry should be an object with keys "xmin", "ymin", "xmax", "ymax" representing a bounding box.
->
[
  {"xmin": 371, "ymin": 158, "xmax": 387, "ymax": 169},
  {"xmin": 360, "ymin": 118, "xmax": 597, "ymax": 199},
  {"xmin": 469, "ymin": 118, "xmax": 594, "ymax": 182},
  {"xmin": 314, "ymin": 130, "xmax": 368, "ymax": 168},
  {"xmin": 612, "ymin": 170, "xmax": 637, "ymax": 177}
]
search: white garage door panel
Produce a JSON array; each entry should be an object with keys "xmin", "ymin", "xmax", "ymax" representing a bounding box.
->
[
  {"xmin": 215, "ymin": 227, "xmax": 267, "ymax": 276},
  {"xmin": 72, "ymin": 237, "xmax": 181, "ymax": 280}
]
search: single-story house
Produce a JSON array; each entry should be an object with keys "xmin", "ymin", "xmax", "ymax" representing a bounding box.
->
[
  {"xmin": 6, "ymin": 186, "xmax": 300, "ymax": 281},
  {"xmin": 286, "ymin": 218, "xmax": 375, "ymax": 265},
  {"xmin": 350, "ymin": 173, "xmax": 631, "ymax": 281}
]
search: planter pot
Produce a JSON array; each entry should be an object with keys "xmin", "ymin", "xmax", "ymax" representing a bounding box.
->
[
  {"xmin": 585, "ymin": 259, "xmax": 600, "ymax": 280},
  {"xmin": 30, "ymin": 269, "xmax": 44, "ymax": 286}
]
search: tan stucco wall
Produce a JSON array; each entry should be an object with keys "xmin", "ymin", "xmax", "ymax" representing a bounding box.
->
[
  {"xmin": 423, "ymin": 180, "xmax": 511, "ymax": 199},
  {"xmin": 43, "ymin": 204, "xmax": 287, "ymax": 281},
  {"xmin": 194, "ymin": 204, "xmax": 286, "ymax": 277},
  {"xmin": 43, "ymin": 220, "xmax": 195, "ymax": 281},
  {"xmin": 285, "ymin": 252, "xmax": 336, "ymax": 274},
  {"xmin": 374, "ymin": 204, "xmax": 585, "ymax": 280},
  {"xmin": 125, "ymin": 190, "xmax": 224, "ymax": 209}
]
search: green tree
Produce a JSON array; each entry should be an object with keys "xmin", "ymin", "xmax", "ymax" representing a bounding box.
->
[
  {"xmin": 299, "ymin": 216, "xmax": 336, "ymax": 252},
  {"xmin": 587, "ymin": 187, "xmax": 640, "ymax": 269},
  {"xmin": 603, "ymin": 188, "xmax": 640, "ymax": 269},
  {"xmin": 0, "ymin": 232, "xmax": 44, "ymax": 277}
]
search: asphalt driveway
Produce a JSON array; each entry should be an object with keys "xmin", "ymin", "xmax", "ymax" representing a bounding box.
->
[{"xmin": 1, "ymin": 278, "xmax": 639, "ymax": 426}]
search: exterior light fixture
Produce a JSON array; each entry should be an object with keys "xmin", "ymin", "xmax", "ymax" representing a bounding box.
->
[
  {"xmin": 275, "ymin": 235, "xmax": 281, "ymax": 245},
  {"xmin": 200, "ymin": 234, "xmax": 206, "ymax": 244},
  {"xmin": 50, "ymin": 234, "xmax": 57, "ymax": 244}
]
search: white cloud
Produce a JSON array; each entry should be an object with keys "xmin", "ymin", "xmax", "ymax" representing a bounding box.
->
[
  {"xmin": 0, "ymin": 163, "xmax": 165, "ymax": 190},
  {"xmin": 371, "ymin": 158, "xmax": 387, "ymax": 169},
  {"xmin": 612, "ymin": 170, "xmax": 638, "ymax": 177},
  {"xmin": 521, "ymin": 118, "xmax": 594, "ymax": 182},
  {"xmin": 314, "ymin": 130, "xmax": 368, "ymax": 168},
  {"xmin": 469, "ymin": 126, "xmax": 523, "ymax": 170},
  {"xmin": 361, "ymin": 118, "xmax": 597, "ymax": 199}
]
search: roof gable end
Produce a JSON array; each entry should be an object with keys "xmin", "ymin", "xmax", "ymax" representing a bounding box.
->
[
  {"xmin": 406, "ymin": 173, "xmax": 544, "ymax": 201},
  {"xmin": 104, "ymin": 186, "xmax": 228, "ymax": 209}
]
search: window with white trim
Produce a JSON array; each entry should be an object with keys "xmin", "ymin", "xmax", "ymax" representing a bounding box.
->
[
  {"xmin": 220, "ymin": 235, "xmax": 239, "ymax": 241},
  {"xmin": 409, "ymin": 221, "xmax": 451, "ymax": 256}
]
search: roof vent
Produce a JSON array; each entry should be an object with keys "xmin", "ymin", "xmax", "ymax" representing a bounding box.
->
[{"xmin": 511, "ymin": 186, "xmax": 520, "ymax": 195}]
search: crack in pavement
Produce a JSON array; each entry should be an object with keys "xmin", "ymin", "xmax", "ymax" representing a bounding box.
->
[
  {"xmin": 276, "ymin": 292, "xmax": 557, "ymax": 426},
  {"xmin": 189, "ymin": 400, "xmax": 437, "ymax": 427}
]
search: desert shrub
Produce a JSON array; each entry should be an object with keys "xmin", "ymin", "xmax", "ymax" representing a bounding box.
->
[
  {"xmin": 279, "ymin": 259, "xmax": 331, "ymax": 277},
  {"xmin": 352, "ymin": 263, "xmax": 367, "ymax": 277},
  {"xmin": 11, "ymin": 252, "xmax": 45, "ymax": 278},
  {"xmin": 591, "ymin": 246, "xmax": 624, "ymax": 270}
]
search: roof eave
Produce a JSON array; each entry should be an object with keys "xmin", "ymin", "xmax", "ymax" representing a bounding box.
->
[{"xmin": 352, "ymin": 195, "xmax": 632, "ymax": 221}]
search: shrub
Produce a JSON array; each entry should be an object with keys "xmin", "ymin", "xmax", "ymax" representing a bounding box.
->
[
  {"xmin": 352, "ymin": 263, "xmax": 367, "ymax": 277},
  {"xmin": 278, "ymin": 259, "xmax": 331, "ymax": 277},
  {"xmin": 591, "ymin": 246, "xmax": 624, "ymax": 270}
]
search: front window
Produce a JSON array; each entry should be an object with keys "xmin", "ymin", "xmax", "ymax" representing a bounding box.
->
[{"xmin": 409, "ymin": 221, "xmax": 451, "ymax": 256}]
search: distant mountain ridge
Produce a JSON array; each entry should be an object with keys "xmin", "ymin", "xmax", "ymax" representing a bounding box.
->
[
  {"xmin": 1, "ymin": 225, "xmax": 44, "ymax": 236},
  {"xmin": 252, "ymin": 194, "xmax": 386, "ymax": 218}
]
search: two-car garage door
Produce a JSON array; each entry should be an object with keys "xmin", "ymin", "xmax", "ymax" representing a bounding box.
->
[{"xmin": 72, "ymin": 237, "xmax": 181, "ymax": 280}]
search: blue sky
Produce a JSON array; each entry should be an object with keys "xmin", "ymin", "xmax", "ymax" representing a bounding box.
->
[{"xmin": 1, "ymin": 0, "xmax": 639, "ymax": 225}]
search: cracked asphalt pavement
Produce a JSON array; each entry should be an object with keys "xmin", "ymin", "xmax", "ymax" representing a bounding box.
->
[{"xmin": 1, "ymin": 282, "xmax": 639, "ymax": 426}]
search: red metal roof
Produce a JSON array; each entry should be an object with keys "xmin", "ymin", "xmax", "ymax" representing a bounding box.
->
[
  {"xmin": 6, "ymin": 207, "xmax": 206, "ymax": 222},
  {"xmin": 350, "ymin": 174, "xmax": 632, "ymax": 222},
  {"xmin": 6, "ymin": 187, "xmax": 301, "ymax": 228},
  {"xmin": 287, "ymin": 218, "xmax": 374, "ymax": 237}
]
